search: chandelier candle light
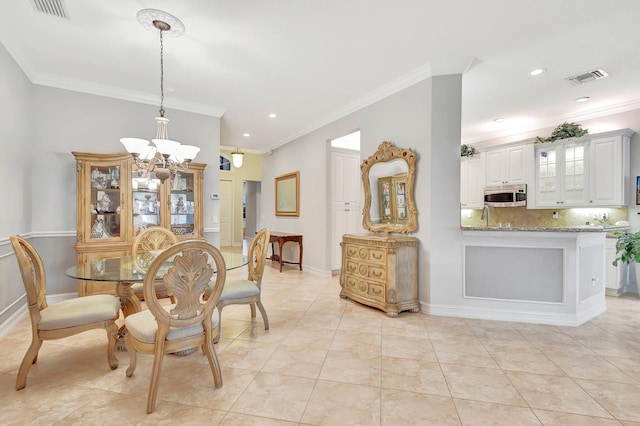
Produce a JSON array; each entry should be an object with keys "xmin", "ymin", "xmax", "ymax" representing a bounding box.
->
[{"xmin": 121, "ymin": 9, "xmax": 199, "ymax": 183}]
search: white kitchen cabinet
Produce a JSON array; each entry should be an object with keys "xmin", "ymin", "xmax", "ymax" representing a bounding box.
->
[
  {"xmin": 605, "ymin": 237, "xmax": 627, "ymax": 296},
  {"xmin": 485, "ymin": 143, "xmax": 533, "ymax": 186},
  {"xmin": 331, "ymin": 149, "xmax": 361, "ymax": 270},
  {"xmin": 589, "ymin": 134, "xmax": 629, "ymax": 206},
  {"xmin": 533, "ymin": 129, "xmax": 632, "ymax": 209},
  {"xmin": 535, "ymin": 141, "xmax": 589, "ymax": 208},
  {"xmin": 461, "ymin": 152, "xmax": 485, "ymax": 208}
]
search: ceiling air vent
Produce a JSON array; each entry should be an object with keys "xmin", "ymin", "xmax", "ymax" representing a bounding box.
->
[
  {"xmin": 566, "ymin": 69, "xmax": 608, "ymax": 85},
  {"xmin": 30, "ymin": 0, "xmax": 69, "ymax": 20}
]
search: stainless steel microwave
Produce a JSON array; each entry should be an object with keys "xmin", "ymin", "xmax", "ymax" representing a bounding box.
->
[{"xmin": 484, "ymin": 184, "xmax": 527, "ymax": 207}]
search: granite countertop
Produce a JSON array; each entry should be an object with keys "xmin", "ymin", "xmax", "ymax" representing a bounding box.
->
[{"xmin": 461, "ymin": 225, "xmax": 630, "ymax": 233}]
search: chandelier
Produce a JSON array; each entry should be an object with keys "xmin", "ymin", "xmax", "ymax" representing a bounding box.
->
[
  {"xmin": 231, "ymin": 147, "xmax": 245, "ymax": 168},
  {"xmin": 121, "ymin": 9, "xmax": 199, "ymax": 183}
]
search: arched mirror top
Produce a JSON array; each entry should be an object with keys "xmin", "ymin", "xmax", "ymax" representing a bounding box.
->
[{"xmin": 362, "ymin": 141, "xmax": 418, "ymax": 233}]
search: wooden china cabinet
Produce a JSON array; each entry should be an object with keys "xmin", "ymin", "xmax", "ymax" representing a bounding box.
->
[{"xmin": 72, "ymin": 151, "xmax": 206, "ymax": 296}]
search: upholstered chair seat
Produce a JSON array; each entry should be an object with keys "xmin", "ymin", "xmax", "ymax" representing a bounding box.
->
[
  {"xmin": 125, "ymin": 305, "xmax": 220, "ymax": 343},
  {"xmin": 39, "ymin": 295, "xmax": 121, "ymax": 330}
]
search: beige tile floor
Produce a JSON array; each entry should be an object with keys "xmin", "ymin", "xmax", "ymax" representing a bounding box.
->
[{"xmin": 1, "ymin": 260, "xmax": 640, "ymax": 425}]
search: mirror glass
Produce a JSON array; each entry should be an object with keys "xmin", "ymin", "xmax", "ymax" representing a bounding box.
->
[
  {"xmin": 275, "ymin": 171, "xmax": 300, "ymax": 216},
  {"xmin": 362, "ymin": 141, "xmax": 417, "ymax": 233}
]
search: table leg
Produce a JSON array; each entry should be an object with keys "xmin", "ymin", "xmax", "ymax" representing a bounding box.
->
[
  {"xmin": 279, "ymin": 238, "xmax": 284, "ymax": 272},
  {"xmin": 115, "ymin": 282, "xmax": 142, "ymax": 351},
  {"xmin": 298, "ymin": 239, "xmax": 303, "ymax": 271}
]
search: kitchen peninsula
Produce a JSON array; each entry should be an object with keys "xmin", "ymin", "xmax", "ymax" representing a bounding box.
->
[{"xmin": 459, "ymin": 225, "xmax": 627, "ymax": 326}]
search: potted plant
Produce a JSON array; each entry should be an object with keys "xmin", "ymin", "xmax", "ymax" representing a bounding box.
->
[
  {"xmin": 612, "ymin": 230, "xmax": 640, "ymax": 295},
  {"xmin": 535, "ymin": 122, "xmax": 589, "ymax": 143},
  {"xmin": 612, "ymin": 230, "xmax": 640, "ymax": 267}
]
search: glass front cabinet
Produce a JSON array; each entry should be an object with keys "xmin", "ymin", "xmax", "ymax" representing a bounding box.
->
[
  {"xmin": 377, "ymin": 173, "xmax": 409, "ymax": 224},
  {"xmin": 73, "ymin": 151, "xmax": 206, "ymax": 296}
]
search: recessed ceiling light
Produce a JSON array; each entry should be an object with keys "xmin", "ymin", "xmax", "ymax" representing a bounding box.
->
[
  {"xmin": 269, "ymin": 113, "xmax": 277, "ymax": 118},
  {"xmin": 529, "ymin": 68, "xmax": 547, "ymax": 76},
  {"xmin": 242, "ymin": 133, "xmax": 250, "ymax": 138},
  {"xmin": 575, "ymin": 96, "xmax": 591, "ymax": 102},
  {"xmin": 494, "ymin": 118, "xmax": 505, "ymax": 123}
]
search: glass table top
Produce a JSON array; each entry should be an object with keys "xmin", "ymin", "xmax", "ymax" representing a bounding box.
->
[{"xmin": 66, "ymin": 251, "xmax": 248, "ymax": 282}]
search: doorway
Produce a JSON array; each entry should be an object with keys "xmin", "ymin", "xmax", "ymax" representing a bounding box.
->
[
  {"xmin": 330, "ymin": 131, "xmax": 361, "ymax": 272},
  {"xmin": 244, "ymin": 180, "xmax": 261, "ymax": 239},
  {"xmin": 220, "ymin": 179, "xmax": 233, "ymax": 247}
]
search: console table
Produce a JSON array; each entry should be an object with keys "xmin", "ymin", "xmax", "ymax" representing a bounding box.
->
[{"xmin": 269, "ymin": 232, "xmax": 303, "ymax": 272}]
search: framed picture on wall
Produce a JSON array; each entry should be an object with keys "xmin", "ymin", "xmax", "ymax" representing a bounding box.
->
[{"xmin": 636, "ymin": 176, "xmax": 640, "ymax": 205}]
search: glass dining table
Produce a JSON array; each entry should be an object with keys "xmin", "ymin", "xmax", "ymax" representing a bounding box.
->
[
  {"xmin": 66, "ymin": 250, "xmax": 248, "ymax": 353},
  {"xmin": 67, "ymin": 250, "xmax": 247, "ymax": 316}
]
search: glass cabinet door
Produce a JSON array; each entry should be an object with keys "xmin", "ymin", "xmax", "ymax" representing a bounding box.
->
[
  {"xmin": 169, "ymin": 171, "xmax": 196, "ymax": 236},
  {"xmin": 89, "ymin": 165, "xmax": 122, "ymax": 240},
  {"xmin": 563, "ymin": 143, "xmax": 586, "ymax": 204},
  {"xmin": 131, "ymin": 167, "xmax": 162, "ymax": 235},
  {"xmin": 537, "ymin": 148, "xmax": 558, "ymax": 206},
  {"xmin": 378, "ymin": 178, "xmax": 393, "ymax": 223},
  {"xmin": 395, "ymin": 180, "xmax": 408, "ymax": 222}
]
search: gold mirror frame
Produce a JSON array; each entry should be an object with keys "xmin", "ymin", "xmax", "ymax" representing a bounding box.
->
[
  {"xmin": 362, "ymin": 141, "xmax": 418, "ymax": 233},
  {"xmin": 275, "ymin": 171, "xmax": 300, "ymax": 216}
]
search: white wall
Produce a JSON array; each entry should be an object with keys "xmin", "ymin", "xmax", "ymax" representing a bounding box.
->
[
  {"xmin": 262, "ymin": 75, "xmax": 465, "ymax": 309},
  {"xmin": 0, "ymin": 41, "xmax": 33, "ymax": 323}
]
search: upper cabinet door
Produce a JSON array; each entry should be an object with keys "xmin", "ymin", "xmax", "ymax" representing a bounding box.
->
[
  {"xmin": 461, "ymin": 152, "xmax": 485, "ymax": 208},
  {"xmin": 332, "ymin": 151, "xmax": 360, "ymax": 206},
  {"xmin": 589, "ymin": 136, "xmax": 625, "ymax": 206},
  {"xmin": 485, "ymin": 144, "xmax": 532, "ymax": 186},
  {"xmin": 73, "ymin": 152, "xmax": 131, "ymax": 244}
]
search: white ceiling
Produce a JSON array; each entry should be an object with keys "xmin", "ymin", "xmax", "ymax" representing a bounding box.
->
[{"xmin": 2, "ymin": 0, "xmax": 640, "ymax": 152}]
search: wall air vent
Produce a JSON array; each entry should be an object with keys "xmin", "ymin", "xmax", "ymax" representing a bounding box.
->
[
  {"xmin": 566, "ymin": 69, "xmax": 608, "ymax": 85},
  {"xmin": 30, "ymin": 0, "xmax": 69, "ymax": 20}
]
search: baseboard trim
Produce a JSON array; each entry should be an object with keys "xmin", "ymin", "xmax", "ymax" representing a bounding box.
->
[{"xmin": 421, "ymin": 301, "xmax": 607, "ymax": 327}]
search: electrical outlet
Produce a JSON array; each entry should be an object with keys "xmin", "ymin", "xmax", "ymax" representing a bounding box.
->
[{"xmin": 552, "ymin": 211, "xmax": 558, "ymax": 219}]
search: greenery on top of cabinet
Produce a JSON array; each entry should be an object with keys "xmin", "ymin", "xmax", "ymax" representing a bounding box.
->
[
  {"xmin": 461, "ymin": 144, "xmax": 478, "ymax": 157},
  {"xmin": 536, "ymin": 122, "xmax": 589, "ymax": 143}
]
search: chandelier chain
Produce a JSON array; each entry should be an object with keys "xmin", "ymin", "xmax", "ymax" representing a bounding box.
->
[{"xmin": 159, "ymin": 28, "xmax": 165, "ymax": 118}]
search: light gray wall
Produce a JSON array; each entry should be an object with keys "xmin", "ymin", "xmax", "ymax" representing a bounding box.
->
[
  {"xmin": 0, "ymin": 41, "xmax": 33, "ymax": 323},
  {"xmin": 0, "ymin": 54, "xmax": 222, "ymax": 323},
  {"xmin": 262, "ymin": 75, "xmax": 465, "ymax": 309}
]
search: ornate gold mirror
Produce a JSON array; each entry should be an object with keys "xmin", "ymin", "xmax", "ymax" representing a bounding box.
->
[
  {"xmin": 362, "ymin": 141, "xmax": 417, "ymax": 233},
  {"xmin": 275, "ymin": 171, "xmax": 300, "ymax": 216}
]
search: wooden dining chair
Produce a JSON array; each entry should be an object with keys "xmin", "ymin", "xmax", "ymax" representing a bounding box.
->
[
  {"xmin": 211, "ymin": 228, "xmax": 270, "ymax": 343},
  {"xmin": 124, "ymin": 240, "xmax": 226, "ymax": 413},
  {"xmin": 10, "ymin": 235, "xmax": 120, "ymax": 390},
  {"xmin": 131, "ymin": 227, "xmax": 179, "ymax": 302}
]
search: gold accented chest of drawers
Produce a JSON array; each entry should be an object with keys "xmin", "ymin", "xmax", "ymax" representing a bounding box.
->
[{"xmin": 339, "ymin": 233, "xmax": 419, "ymax": 317}]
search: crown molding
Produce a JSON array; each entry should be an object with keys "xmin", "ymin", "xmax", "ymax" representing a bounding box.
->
[
  {"xmin": 461, "ymin": 98, "xmax": 640, "ymax": 145},
  {"xmin": 31, "ymin": 73, "xmax": 226, "ymax": 118}
]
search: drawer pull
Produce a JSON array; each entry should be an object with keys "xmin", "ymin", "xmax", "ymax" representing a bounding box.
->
[
  {"xmin": 348, "ymin": 249, "xmax": 356, "ymax": 255},
  {"xmin": 371, "ymin": 270, "xmax": 382, "ymax": 278},
  {"xmin": 349, "ymin": 265, "xmax": 356, "ymax": 271},
  {"xmin": 372, "ymin": 253, "xmax": 383, "ymax": 260},
  {"xmin": 371, "ymin": 287, "xmax": 382, "ymax": 295}
]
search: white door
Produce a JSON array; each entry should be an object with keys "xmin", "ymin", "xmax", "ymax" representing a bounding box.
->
[{"xmin": 220, "ymin": 180, "xmax": 233, "ymax": 247}]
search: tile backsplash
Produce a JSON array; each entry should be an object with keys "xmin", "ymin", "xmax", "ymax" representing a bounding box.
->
[{"xmin": 461, "ymin": 206, "xmax": 628, "ymax": 228}]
